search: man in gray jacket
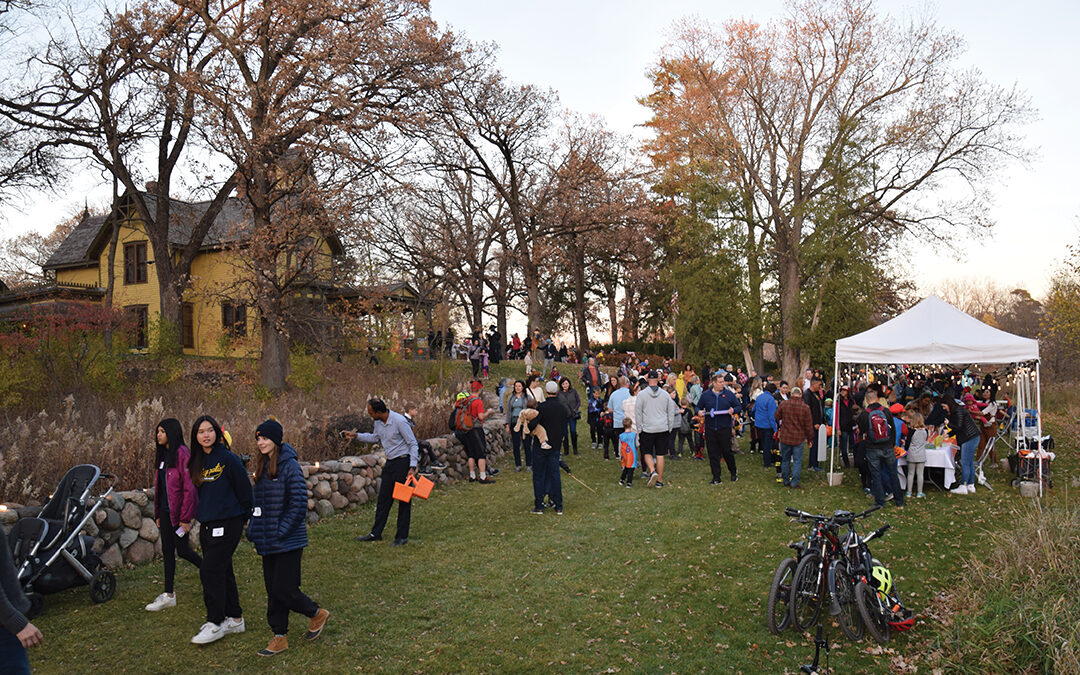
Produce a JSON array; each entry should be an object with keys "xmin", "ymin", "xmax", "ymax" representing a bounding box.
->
[{"xmin": 635, "ymin": 370, "xmax": 679, "ymax": 488}]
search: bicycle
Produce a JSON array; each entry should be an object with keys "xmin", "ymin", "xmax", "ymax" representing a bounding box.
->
[
  {"xmin": 853, "ymin": 564, "xmax": 914, "ymax": 644},
  {"xmin": 785, "ymin": 508, "xmax": 844, "ymax": 632},
  {"xmin": 826, "ymin": 507, "xmax": 889, "ymax": 641},
  {"xmin": 766, "ymin": 508, "xmax": 815, "ymax": 634}
]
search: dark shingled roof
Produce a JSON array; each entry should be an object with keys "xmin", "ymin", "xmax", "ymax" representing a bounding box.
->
[
  {"xmin": 43, "ymin": 214, "xmax": 107, "ymax": 269},
  {"xmin": 43, "ymin": 191, "xmax": 341, "ymax": 271}
]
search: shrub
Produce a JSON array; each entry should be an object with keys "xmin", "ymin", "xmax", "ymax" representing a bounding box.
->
[{"xmin": 287, "ymin": 344, "xmax": 323, "ymax": 393}]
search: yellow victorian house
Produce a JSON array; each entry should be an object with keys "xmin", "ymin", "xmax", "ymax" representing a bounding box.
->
[
  {"xmin": 0, "ymin": 191, "xmax": 437, "ymax": 357},
  {"xmin": 20, "ymin": 191, "xmax": 344, "ymax": 356}
]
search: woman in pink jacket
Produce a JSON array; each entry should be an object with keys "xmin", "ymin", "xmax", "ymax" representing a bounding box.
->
[{"xmin": 145, "ymin": 418, "xmax": 202, "ymax": 611}]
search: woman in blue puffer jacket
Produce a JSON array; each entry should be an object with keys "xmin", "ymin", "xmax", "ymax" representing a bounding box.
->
[{"xmin": 248, "ymin": 419, "xmax": 329, "ymax": 657}]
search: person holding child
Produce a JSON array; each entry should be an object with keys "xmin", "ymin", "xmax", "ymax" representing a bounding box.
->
[
  {"xmin": 248, "ymin": 420, "xmax": 330, "ymax": 656},
  {"xmin": 145, "ymin": 418, "xmax": 201, "ymax": 612},
  {"xmin": 529, "ymin": 380, "xmax": 569, "ymax": 514}
]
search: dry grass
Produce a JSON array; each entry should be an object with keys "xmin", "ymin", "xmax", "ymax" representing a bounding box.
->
[{"xmin": 0, "ymin": 355, "xmax": 474, "ymax": 502}]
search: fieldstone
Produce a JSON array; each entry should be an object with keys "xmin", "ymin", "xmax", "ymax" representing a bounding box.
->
[
  {"xmin": 315, "ymin": 499, "xmax": 334, "ymax": 518},
  {"xmin": 119, "ymin": 527, "xmax": 139, "ymax": 549},
  {"xmin": 313, "ymin": 480, "xmax": 332, "ymax": 500},
  {"xmin": 428, "ymin": 437, "xmax": 447, "ymax": 451},
  {"xmin": 102, "ymin": 509, "xmax": 122, "ymax": 531},
  {"xmin": 154, "ymin": 536, "xmax": 162, "ymax": 557},
  {"xmin": 104, "ymin": 493, "xmax": 125, "ymax": 512},
  {"xmin": 0, "ymin": 509, "xmax": 17, "ymax": 526},
  {"xmin": 340, "ymin": 462, "xmax": 353, "ymax": 473},
  {"xmin": 330, "ymin": 493, "xmax": 348, "ymax": 510},
  {"xmin": 126, "ymin": 538, "xmax": 155, "ymax": 565},
  {"xmin": 374, "ymin": 477, "xmax": 382, "ymax": 493},
  {"xmin": 82, "ymin": 519, "xmax": 100, "ymax": 537},
  {"xmin": 305, "ymin": 511, "xmax": 320, "ymax": 525},
  {"xmin": 355, "ymin": 490, "xmax": 368, "ymax": 505},
  {"xmin": 340, "ymin": 473, "xmax": 353, "ymax": 486},
  {"xmin": 122, "ymin": 490, "xmax": 149, "ymax": 507},
  {"xmin": 121, "ymin": 502, "xmax": 142, "ymax": 529},
  {"xmin": 139, "ymin": 518, "xmax": 159, "ymax": 543},
  {"xmin": 363, "ymin": 455, "xmax": 377, "ymax": 467},
  {"xmin": 302, "ymin": 465, "xmax": 311, "ymax": 478},
  {"xmin": 322, "ymin": 460, "xmax": 340, "ymax": 473},
  {"xmin": 141, "ymin": 501, "xmax": 155, "ymax": 518},
  {"xmin": 94, "ymin": 509, "xmax": 107, "ymax": 525},
  {"xmin": 100, "ymin": 529, "xmax": 121, "ymax": 546},
  {"xmin": 100, "ymin": 543, "xmax": 123, "ymax": 570},
  {"xmin": 307, "ymin": 499, "xmax": 315, "ymax": 511},
  {"xmin": 92, "ymin": 537, "xmax": 105, "ymax": 553},
  {"xmin": 377, "ymin": 455, "xmax": 386, "ymax": 467},
  {"xmin": 144, "ymin": 488, "xmax": 155, "ymax": 503}
]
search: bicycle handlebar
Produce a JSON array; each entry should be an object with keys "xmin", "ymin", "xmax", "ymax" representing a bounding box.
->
[{"xmin": 864, "ymin": 523, "xmax": 891, "ymax": 543}]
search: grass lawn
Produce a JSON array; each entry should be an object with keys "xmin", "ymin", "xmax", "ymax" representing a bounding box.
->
[{"xmin": 27, "ymin": 362, "xmax": 1078, "ymax": 673}]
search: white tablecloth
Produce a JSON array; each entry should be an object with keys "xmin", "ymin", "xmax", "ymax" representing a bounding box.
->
[{"xmin": 897, "ymin": 444, "xmax": 957, "ymax": 490}]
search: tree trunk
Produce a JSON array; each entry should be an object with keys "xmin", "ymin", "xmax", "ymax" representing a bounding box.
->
[
  {"xmin": 495, "ymin": 253, "xmax": 508, "ymax": 343},
  {"xmin": 777, "ymin": 228, "xmax": 801, "ymax": 383},
  {"xmin": 260, "ymin": 306, "xmax": 289, "ymax": 390},
  {"xmin": 570, "ymin": 235, "xmax": 589, "ymax": 351},
  {"xmin": 103, "ymin": 218, "xmax": 120, "ymax": 350}
]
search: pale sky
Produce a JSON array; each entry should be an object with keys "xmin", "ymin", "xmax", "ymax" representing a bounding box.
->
[{"xmin": 2, "ymin": 0, "xmax": 1077, "ymax": 304}]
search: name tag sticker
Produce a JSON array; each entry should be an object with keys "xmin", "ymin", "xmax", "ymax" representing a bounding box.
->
[
  {"xmin": 211, "ymin": 527, "xmax": 224, "ymax": 537},
  {"xmin": 159, "ymin": 462, "xmax": 165, "ymax": 470},
  {"xmin": 252, "ymin": 507, "xmax": 262, "ymax": 517}
]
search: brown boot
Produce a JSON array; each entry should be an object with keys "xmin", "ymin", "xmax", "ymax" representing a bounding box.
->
[
  {"xmin": 257, "ymin": 635, "xmax": 288, "ymax": 657},
  {"xmin": 305, "ymin": 608, "xmax": 330, "ymax": 641}
]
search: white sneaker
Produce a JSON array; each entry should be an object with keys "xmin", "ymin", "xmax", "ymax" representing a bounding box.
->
[
  {"xmin": 966, "ymin": 484, "xmax": 976, "ymax": 494},
  {"xmin": 146, "ymin": 593, "xmax": 176, "ymax": 611},
  {"xmin": 191, "ymin": 622, "xmax": 226, "ymax": 644},
  {"xmin": 951, "ymin": 484, "xmax": 969, "ymax": 495},
  {"xmin": 223, "ymin": 617, "xmax": 245, "ymax": 634},
  {"xmin": 647, "ymin": 472, "xmax": 659, "ymax": 488}
]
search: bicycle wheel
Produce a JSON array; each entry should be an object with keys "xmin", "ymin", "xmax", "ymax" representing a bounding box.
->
[
  {"xmin": 767, "ymin": 557, "xmax": 797, "ymax": 634},
  {"xmin": 790, "ymin": 552, "xmax": 825, "ymax": 631},
  {"xmin": 830, "ymin": 560, "xmax": 864, "ymax": 641},
  {"xmin": 854, "ymin": 580, "xmax": 891, "ymax": 644}
]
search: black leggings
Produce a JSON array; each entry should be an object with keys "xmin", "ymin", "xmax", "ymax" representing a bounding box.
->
[
  {"xmin": 199, "ymin": 515, "xmax": 244, "ymax": 624},
  {"xmin": 160, "ymin": 511, "xmax": 202, "ymax": 594}
]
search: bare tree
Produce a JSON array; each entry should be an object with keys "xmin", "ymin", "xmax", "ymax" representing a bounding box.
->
[
  {"xmin": 179, "ymin": 0, "xmax": 453, "ymax": 389},
  {"xmin": 645, "ymin": 0, "xmax": 1032, "ymax": 380}
]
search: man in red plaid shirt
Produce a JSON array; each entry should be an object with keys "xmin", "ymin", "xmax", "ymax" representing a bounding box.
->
[{"xmin": 775, "ymin": 386, "xmax": 815, "ymax": 488}]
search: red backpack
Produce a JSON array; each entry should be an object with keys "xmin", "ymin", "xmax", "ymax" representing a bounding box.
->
[{"xmin": 867, "ymin": 407, "xmax": 891, "ymax": 442}]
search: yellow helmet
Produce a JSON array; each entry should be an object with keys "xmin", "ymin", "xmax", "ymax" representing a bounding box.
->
[{"xmin": 871, "ymin": 564, "xmax": 893, "ymax": 595}]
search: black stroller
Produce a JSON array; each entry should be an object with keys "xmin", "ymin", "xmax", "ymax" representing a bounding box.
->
[{"xmin": 8, "ymin": 464, "xmax": 117, "ymax": 617}]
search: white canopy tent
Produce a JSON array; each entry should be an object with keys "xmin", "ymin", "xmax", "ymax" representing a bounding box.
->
[{"xmin": 829, "ymin": 296, "xmax": 1043, "ymax": 493}]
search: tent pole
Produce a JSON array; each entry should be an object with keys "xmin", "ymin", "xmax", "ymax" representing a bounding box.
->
[
  {"xmin": 1035, "ymin": 361, "xmax": 1043, "ymax": 498},
  {"xmin": 829, "ymin": 360, "xmax": 839, "ymax": 483}
]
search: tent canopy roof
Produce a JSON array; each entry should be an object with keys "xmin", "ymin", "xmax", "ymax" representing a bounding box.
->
[{"xmin": 835, "ymin": 295, "xmax": 1039, "ymax": 364}]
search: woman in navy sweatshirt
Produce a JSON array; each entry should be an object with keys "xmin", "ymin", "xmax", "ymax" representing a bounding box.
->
[
  {"xmin": 187, "ymin": 415, "xmax": 253, "ymax": 645},
  {"xmin": 247, "ymin": 419, "xmax": 329, "ymax": 656}
]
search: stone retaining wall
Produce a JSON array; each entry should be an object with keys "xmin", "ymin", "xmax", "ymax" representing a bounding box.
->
[{"xmin": 0, "ymin": 410, "xmax": 509, "ymax": 569}]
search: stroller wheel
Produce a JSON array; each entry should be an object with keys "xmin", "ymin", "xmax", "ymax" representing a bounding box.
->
[
  {"xmin": 89, "ymin": 569, "xmax": 116, "ymax": 604},
  {"xmin": 25, "ymin": 592, "xmax": 44, "ymax": 620}
]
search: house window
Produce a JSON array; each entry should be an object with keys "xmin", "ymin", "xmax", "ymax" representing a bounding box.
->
[
  {"xmin": 222, "ymin": 302, "xmax": 247, "ymax": 338},
  {"xmin": 123, "ymin": 242, "xmax": 148, "ymax": 284},
  {"xmin": 181, "ymin": 303, "xmax": 195, "ymax": 349},
  {"xmin": 127, "ymin": 305, "xmax": 149, "ymax": 348}
]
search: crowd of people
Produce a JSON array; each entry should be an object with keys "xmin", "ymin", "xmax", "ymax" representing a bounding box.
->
[{"xmin": 0, "ymin": 332, "xmax": 1009, "ymax": 670}]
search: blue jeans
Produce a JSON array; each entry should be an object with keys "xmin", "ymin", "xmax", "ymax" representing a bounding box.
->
[
  {"xmin": 532, "ymin": 447, "xmax": 562, "ymax": 510},
  {"xmin": 959, "ymin": 435, "xmax": 979, "ymax": 485},
  {"xmin": 867, "ymin": 445, "xmax": 903, "ymax": 507},
  {"xmin": 0, "ymin": 629, "xmax": 30, "ymax": 675},
  {"xmin": 779, "ymin": 442, "xmax": 804, "ymax": 487}
]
